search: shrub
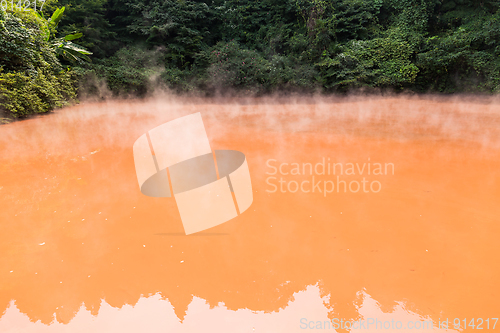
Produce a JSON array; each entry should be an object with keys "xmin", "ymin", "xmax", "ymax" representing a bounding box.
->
[
  {"xmin": 0, "ymin": 8, "xmax": 78, "ymax": 118},
  {"xmin": 317, "ymin": 30, "xmax": 420, "ymax": 90},
  {"xmin": 74, "ymin": 46, "xmax": 165, "ymax": 96},
  {"xmin": 0, "ymin": 68, "xmax": 76, "ymax": 118},
  {"xmin": 0, "ymin": 9, "xmax": 60, "ymax": 74},
  {"xmin": 202, "ymin": 41, "xmax": 318, "ymax": 93}
]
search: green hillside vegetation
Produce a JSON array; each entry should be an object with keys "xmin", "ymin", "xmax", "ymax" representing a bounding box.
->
[{"xmin": 1, "ymin": 0, "xmax": 499, "ymax": 118}]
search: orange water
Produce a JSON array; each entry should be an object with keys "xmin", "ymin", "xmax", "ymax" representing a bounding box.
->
[{"xmin": 0, "ymin": 97, "xmax": 499, "ymax": 331}]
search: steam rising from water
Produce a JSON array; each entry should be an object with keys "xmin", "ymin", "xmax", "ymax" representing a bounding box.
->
[{"xmin": 2, "ymin": 95, "xmax": 500, "ymax": 162}]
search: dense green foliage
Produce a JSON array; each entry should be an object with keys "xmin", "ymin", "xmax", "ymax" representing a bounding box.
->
[
  {"xmin": 0, "ymin": 9, "xmax": 58, "ymax": 74},
  {"xmin": 80, "ymin": 0, "xmax": 499, "ymax": 94},
  {"xmin": 0, "ymin": 67, "xmax": 76, "ymax": 117},
  {"xmin": 0, "ymin": 5, "xmax": 91, "ymax": 119},
  {"xmin": 0, "ymin": 7, "xmax": 71, "ymax": 118},
  {"xmin": 1, "ymin": 0, "xmax": 500, "ymax": 117}
]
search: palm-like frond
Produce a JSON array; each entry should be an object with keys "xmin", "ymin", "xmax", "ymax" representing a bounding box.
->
[
  {"xmin": 42, "ymin": 7, "xmax": 93, "ymax": 63},
  {"xmin": 51, "ymin": 37, "xmax": 93, "ymax": 63},
  {"xmin": 48, "ymin": 7, "xmax": 65, "ymax": 30}
]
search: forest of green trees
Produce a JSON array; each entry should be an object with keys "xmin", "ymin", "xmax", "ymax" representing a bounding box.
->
[{"xmin": 1, "ymin": 0, "xmax": 499, "ymax": 118}]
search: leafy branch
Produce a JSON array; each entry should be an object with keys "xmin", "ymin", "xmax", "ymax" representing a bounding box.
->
[{"xmin": 41, "ymin": 6, "xmax": 93, "ymax": 63}]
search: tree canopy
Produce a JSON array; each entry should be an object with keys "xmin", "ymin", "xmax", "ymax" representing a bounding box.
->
[{"xmin": 1, "ymin": 0, "xmax": 500, "ymax": 117}]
